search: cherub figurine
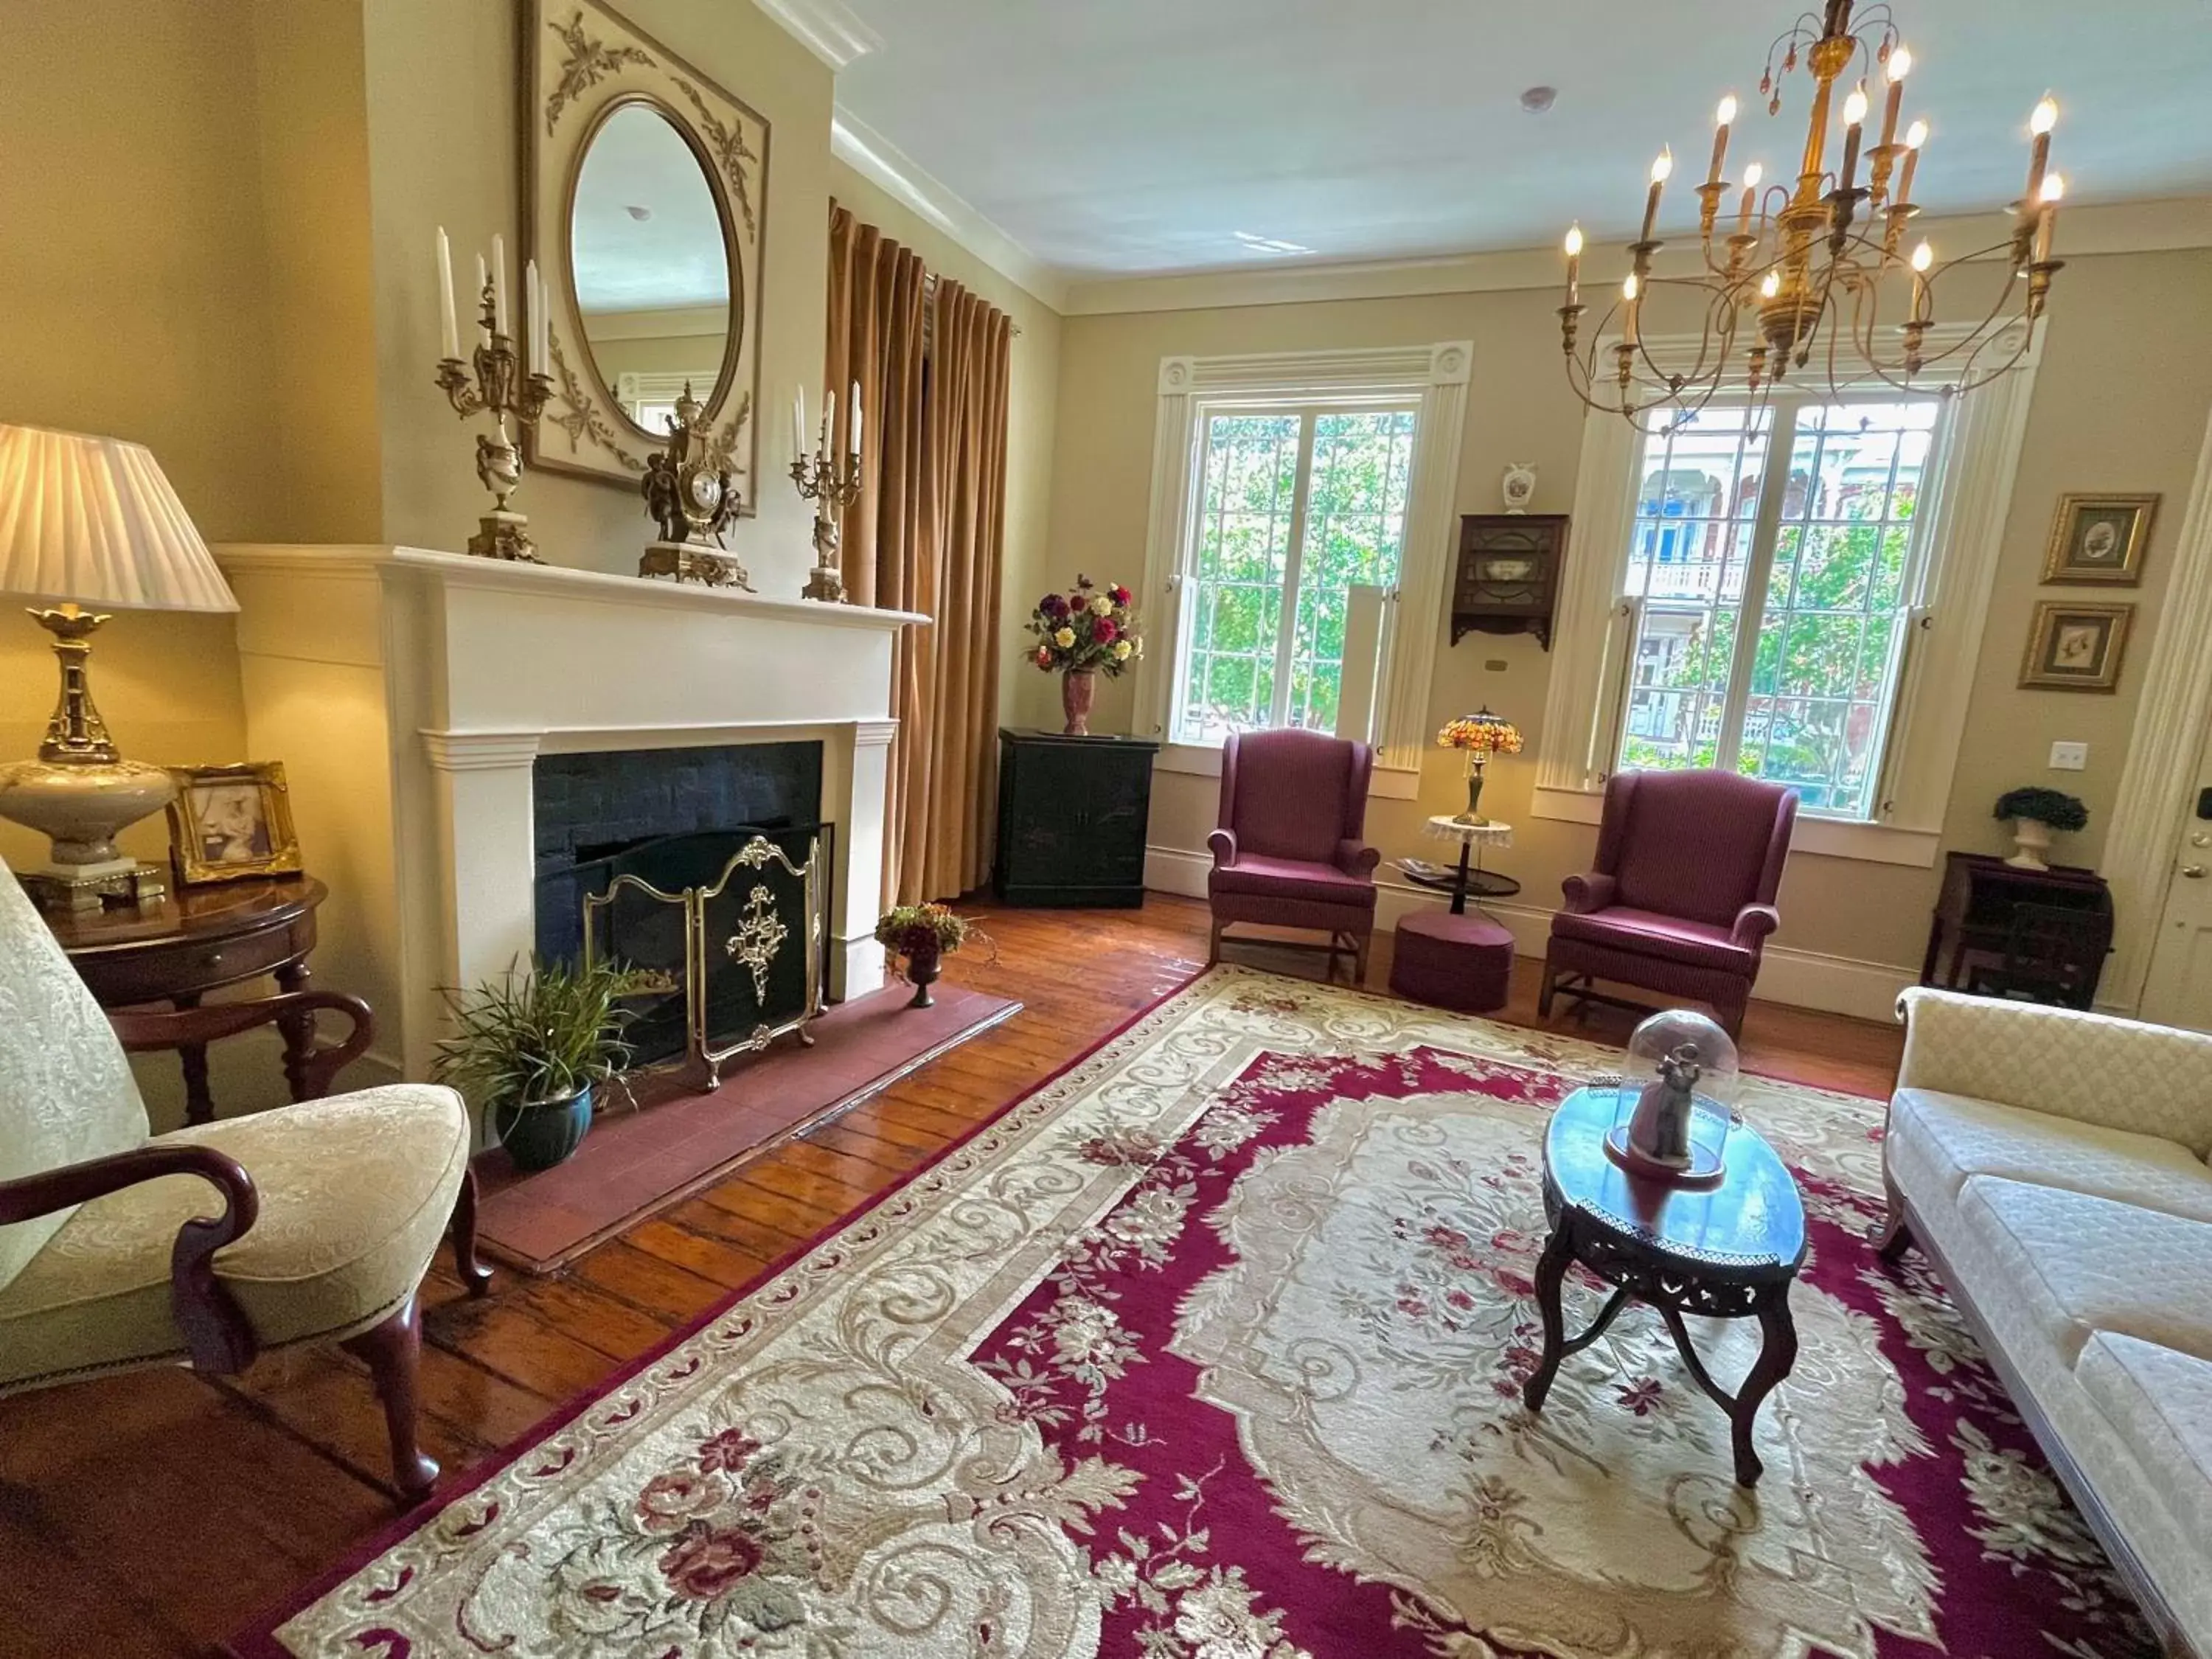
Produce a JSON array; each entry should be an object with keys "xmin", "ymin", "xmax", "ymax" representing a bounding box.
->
[
  {"xmin": 641, "ymin": 451, "xmax": 686, "ymax": 543},
  {"xmin": 1627, "ymin": 1042, "xmax": 1703, "ymax": 1169}
]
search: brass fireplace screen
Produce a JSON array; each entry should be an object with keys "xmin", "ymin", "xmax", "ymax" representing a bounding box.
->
[{"xmin": 582, "ymin": 832, "xmax": 824, "ymax": 1091}]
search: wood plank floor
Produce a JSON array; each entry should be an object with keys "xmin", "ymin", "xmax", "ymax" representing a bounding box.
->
[{"xmin": 0, "ymin": 894, "xmax": 1903, "ymax": 1658}]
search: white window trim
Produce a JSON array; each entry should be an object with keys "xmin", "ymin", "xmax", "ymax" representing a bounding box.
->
[
  {"xmin": 1532, "ymin": 321, "xmax": 2041, "ymax": 867},
  {"xmin": 1134, "ymin": 342, "xmax": 1473, "ymax": 799}
]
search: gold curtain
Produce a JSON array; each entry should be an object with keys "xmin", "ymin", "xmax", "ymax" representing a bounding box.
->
[{"xmin": 827, "ymin": 204, "xmax": 1011, "ymax": 904}]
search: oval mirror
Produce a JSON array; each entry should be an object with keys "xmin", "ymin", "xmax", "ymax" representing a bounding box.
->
[{"xmin": 568, "ymin": 103, "xmax": 734, "ymax": 437}]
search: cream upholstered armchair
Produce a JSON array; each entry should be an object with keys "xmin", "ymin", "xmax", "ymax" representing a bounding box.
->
[{"xmin": 0, "ymin": 858, "xmax": 487, "ymax": 1502}]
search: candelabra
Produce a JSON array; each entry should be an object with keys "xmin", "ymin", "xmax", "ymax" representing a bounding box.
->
[
  {"xmin": 789, "ymin": 439, "xmax": 860, "ymax": 604},
  {"xmin": 436, "ymin": 279, "xmax": 554, "ymax": 562}
]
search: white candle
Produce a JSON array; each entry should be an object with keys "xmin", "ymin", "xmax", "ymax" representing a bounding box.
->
[
  {"xmin": 792, "ymin": 387, "xmax": 807, "ymax": 460},
  {"xmin": 436, "ymin": 226, "xmax": 459, "ymax": 360},
  {"xmin": 475, "ymin": 253, "xmax": 490, "ymax": 345},
  {"xmin": 537, "ymin": 271, "xmax": 549, "ymax": 373},
  {"xmin": 491, "ymin": 233, "xmax": 509, "ymax": 337},
  {"xmin": 823, "ymin": 387, "xmax": 835, "ymax": 447},
  {"xmin": 524, "ymin": 260, "xmax": 538, "ymax": 371},
  {"xmin": 849, "ymin": 379, "xmax": 863, "ymax": 456}
]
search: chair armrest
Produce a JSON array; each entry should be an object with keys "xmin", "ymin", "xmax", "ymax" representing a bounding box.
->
[
  {"xmin": 1207, "ymin": 828, "xmax": 1239, "ymax": 868},
  {"xmin": 1333, "ymin": 838, "xmax": 1380, "ymax": 877},
  {"xmin": 0, "ymin": 1144, "xmax": 260, "ymax": 1375},
  {"xmin": 110, "ymin": 989, "xmax": 375, "ymax": 1102},
  {"xmin": 1731, "ymin": 904, "xmax": 1781, "ymax": 951},
  {"xmin": 1560, "ymin": 872, "xmax": 1617, "ymax": 914},
  {"xmin": 1895, "ymin": 987, "xmax": 2212, "ymax": 1154}
]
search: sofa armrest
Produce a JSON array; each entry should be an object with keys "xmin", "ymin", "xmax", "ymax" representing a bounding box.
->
[
  {"xmin": 1207, "ymin": 828, "xmax": 1238, "ymax": 868},
  {"xmin": 1560, "ymin": 872, "xmax": 1617, "ymax": 914},
  {"xmin": 111, "ymin": 989, "xmax": 375, "ymax": 1102},
  {"xmin": 1731, "ymin": 904, "xmax": 1781, "ymax": 951},
  {"xmin": 1895, "ymin": 987, "xmax": 2212, "ymax": 1155},
  {"xmin": 1334, "ymin": 838, "xmax": 1380, "ymax": 877},
  {"xmin": 0, "ymin": 1144, "xmax": 260, "ymax": 1375}
]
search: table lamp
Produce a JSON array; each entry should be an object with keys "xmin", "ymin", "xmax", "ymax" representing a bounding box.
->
[
  {"xmin": 0, "ymin": 425, "xmax": 238, "ymax": 910},
  {"xmin": 1438, "ymin": 708, "xmax": 1524, "ymax": 826}
]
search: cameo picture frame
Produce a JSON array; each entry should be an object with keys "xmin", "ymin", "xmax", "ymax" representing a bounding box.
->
[
  {"xmin": 2018, "ymin": 601, "xmax": 2132, "ymax": 693},
  {"xmin": 2040, "ymin": 493, "xmax": 2157, "ymax": 585},
  {"xmin": 165, "ymin": 761, "xmax": 304, "ymax": 886}
]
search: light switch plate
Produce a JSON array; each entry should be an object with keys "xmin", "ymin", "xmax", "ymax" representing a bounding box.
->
[{"xmin": 2049, "ymin": 741, "xmax": 2088, "ymax": 771}]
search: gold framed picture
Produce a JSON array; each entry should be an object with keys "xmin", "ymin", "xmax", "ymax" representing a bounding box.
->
[
  {"xmin": 2041, "ymin": 493, "xmax": 2157, "ymax": 584},
  {"xmin": 2019, "ymin": 602, "xmax": 2132, "ymax": 693},
  {"xmin": 165, "ymin": 761, "xmax": 303, "ymax": 885}
]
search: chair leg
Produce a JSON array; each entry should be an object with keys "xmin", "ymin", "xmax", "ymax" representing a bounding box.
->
[
  {"xmin": 342, "ymin": 1293, "xmax": 439, "ymax": 1503},
  {"xmin": 450, "ymin": 1164, "xmax": 493, "ymax": 1298},
  {"xmin": 1353, "ymin": 928, "xmax": 1371, "ymax": 987},
  {"xmin": 1874, "ymin": 1167, "xmax": 1913, "ymax": 1263},
  {"xmin": 1537, "ymin": 958, "xmax": 1559, "ymax": 1019},
  {"xmin": 1207, "ymin": 918, "xmax": 1224, "ymax": 967}
]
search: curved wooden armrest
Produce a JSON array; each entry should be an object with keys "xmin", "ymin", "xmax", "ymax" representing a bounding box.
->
[
  {"xmin": 0, "ymin": 1144, "xmax": 260, "ymax": 1376},
  {"xmin": 111, "ymin": 989, "xmax": 375, "ymax": 1102}
]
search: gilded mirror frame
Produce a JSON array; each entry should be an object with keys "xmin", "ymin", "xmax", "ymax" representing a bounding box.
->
[{"xmin": 523, "ymin": 0, "xmax": 768, "ymax": 507}]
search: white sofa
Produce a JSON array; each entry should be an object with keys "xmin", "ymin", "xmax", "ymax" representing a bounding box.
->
[{"xmin": 1885, "ymin": 987, "xmax": 2212, "ymax": 1657}]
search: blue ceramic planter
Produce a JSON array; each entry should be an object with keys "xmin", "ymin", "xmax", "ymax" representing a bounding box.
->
[{"xmin": 493, "ymin": 1082, "xmax": 594, "ymax": 1172}]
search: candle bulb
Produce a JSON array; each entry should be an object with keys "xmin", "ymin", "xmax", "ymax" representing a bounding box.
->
[
  {"xmin": 793, "ymin": 387, "xmax": 807, "ymax": 461},
  {"xmin": 1879, "ymin": 45, "xmax": 1910, "ymax": 150},
  {"xmin": 1910, "ymin": 239, "xmax": 1934, "ymax": 319},
  {"xmin": 2024, "ymin": 95, "xmax": 2058, "ymax": 217},
  {"xmin": 1840, "ymin": 83, "xmax": 1869, "ymax": 192},
  {"xmin": 1708, "ymin": 96, "xmax": 1737, "ymax": 187},
  {"xmin": 849, "ymin": 380, "xmax": 863, "ymax": 457},
  {"xmin": 491, "ymin": 233, "xmax": 509, "ymax": 338},
  {"xmin": 1759, "ymin": 269, "xmax": 1781, "ymax": 299},
  {"xmin": 1621, "ymin": 272, "xmax": 1641, "ymax": 347},
  {"xmin": 2033, "ymin": 173, "xmax": 2065, "ymax": 263},
  {"xmin": 436, "ymin": 226, "xmax": 459, "ymax": 361},
  {"xmin": 822, "ymin": 388, "xmax": 835, "ymax": 450},
  {"xmin": 1641, "ymin": 147, "xmax": 1672, "ymax": 241},
  {"xmin": 524, "ymin": 260, "xmax": 539, "ymax": 372},
  {"xmin": 474, "ymin": 254, "xmax": 490, "ymax": 346},
  {"xmin": 1736, "ymin": 163, "xmax": 1764, "ymax": 236},
  {"xmin": 1562, "ymin": 222, "xmax": 1584, "ymax": 307},
  {"xmin": 1896, "ymin": 119, "xmax": 1928, "ymax": 207}
]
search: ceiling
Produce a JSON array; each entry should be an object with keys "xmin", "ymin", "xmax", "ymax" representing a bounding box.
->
[
  {"xmin": 571, "ymin": 105, "xmax": 731, "ymax": 313},
  {"xmin": 832, "ymin": 0, "xmax": 2212, "ymax": 281}
]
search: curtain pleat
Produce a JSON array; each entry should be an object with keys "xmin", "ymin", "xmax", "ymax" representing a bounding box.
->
[{"xmin": 827, "ymin": 205, "xmax": 1010, "ymax": 906}]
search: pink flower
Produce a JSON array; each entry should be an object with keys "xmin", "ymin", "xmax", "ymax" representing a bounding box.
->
[
  {"xmin": 1093, "ymin": 617, "xmax": 1119, "ymax": 644},
  {"xmin": 657, "ymin": 1526, "xmax": 764, "ymax": 1600},
  {"xmin": 1110, "ymin": 584, "xmax": 1131, "ymax": 606},
  {"xmin": 698, "ymin": 1428, "xmax": 762, "ymax": 1474},
  {"xmin": 1618, "ymin": 1377, "xmax": 1664, "ymax": 1416},
  {"xmin": 633, "ymin": 1470, "xmax": 728, "ymax": 1534}
]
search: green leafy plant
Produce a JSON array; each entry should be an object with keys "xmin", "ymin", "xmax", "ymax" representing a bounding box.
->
[
  {"xmin": 433, "ymin": 959, "xmax": 644, "ymax": 1111},
  {"xmin": 1992, "ymin": 787, "xmax": 2089, "ymax": 832}
]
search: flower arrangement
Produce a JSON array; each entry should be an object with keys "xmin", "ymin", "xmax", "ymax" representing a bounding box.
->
[
  {"xmin": 1438, "ymin": 708, "xmax": 1523, "ymax": 826},
  {"xmin": 1026, "ymin": 574, "xmax": 1143, "ymax": 676},
  {"xmin": 1993, "ymin": 786, "xmax": 2089, "ymax": 872},
  {"xmin": 873, "ymin": 903, "xmax": 992, "ymax": 1009}
]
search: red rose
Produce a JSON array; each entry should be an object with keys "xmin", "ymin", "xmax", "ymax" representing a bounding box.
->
[
  {"xmin": 1034, "ymin": 645, "xmax": 1053, "ymax": 668},
  {"xmin": 1093, "ymin": 617, "xmax": 1118, "ymax": 644},
  {"xmin": 658, "ymin": 1526, "xmax": 764, "ymax": 1600},
  {"xmin": 1110, "ymin": 585, "xmax": 1131, "ymax": 605},
  {"xmin": 697, "ymin": 1428, "xmax": 761, "ymax": 1474}
]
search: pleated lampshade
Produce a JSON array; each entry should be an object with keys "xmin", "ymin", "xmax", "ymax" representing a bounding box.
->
[{"xmin": 0, "ymin": 425, "xmax": 237, "ymax": 612}]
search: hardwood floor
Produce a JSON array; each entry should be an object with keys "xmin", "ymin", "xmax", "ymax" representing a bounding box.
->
[{"xmin": 0, "ymin": 894, "xmax": 1902, "ymax": 1658}]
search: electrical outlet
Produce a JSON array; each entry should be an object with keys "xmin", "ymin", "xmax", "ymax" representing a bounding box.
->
[{"xmin": 2049, "ymin": 741, "xmax": 2088, "ymax": 771}]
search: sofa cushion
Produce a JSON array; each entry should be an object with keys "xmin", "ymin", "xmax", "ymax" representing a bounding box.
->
[
  {"xmin": 1209, "ymin": 853, "xmax": 1375, "ymax": 910},
  {"xmin": 1891, "ymin": 1087, "xmax": 2212, "ymax": 1223},
  {"xmin": 2075, "ymin": 1332, "xmax": 2212, "ymax": 1557},
  {"xmin": 1958, "ymin": 1178, "xmax": 2212, "ymax": 1367},
  {"xmin": 0, "ymin": 1085, "xmax": 469, "ymax": 1394},
  {"xmin": 1548, "ymin": 905, "xmax": 1752, "ymax": 973}
]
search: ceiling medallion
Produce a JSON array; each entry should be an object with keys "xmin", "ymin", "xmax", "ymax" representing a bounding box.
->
[{"xmin": 1559, "ymin": 0, "xmax": 2065, "ymax": 429}]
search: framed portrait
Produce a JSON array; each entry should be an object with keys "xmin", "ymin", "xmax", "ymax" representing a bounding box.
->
[
  {"xmin": 2041, "ymin": 493, "xmax": 2158, "ymax": 584},
  {"xmin": 165, "ymin": 761, "xmax": 303, "ymax": 886},
  {"xmin": 2019, "ymin": 602, "xmax": 2132, "ymax": 693}
]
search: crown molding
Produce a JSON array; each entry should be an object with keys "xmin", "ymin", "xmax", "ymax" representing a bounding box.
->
[
  {"xmin": 830, "ymin": 108, "xmax": 1071, "ymax": 313},
  {"xmin": 1062, "ymin": 195, "xmax": 2212, "ymax": 318},
  {"xmin": 749, "ymin": 0, "xmax": 879, "ymax": 71}
]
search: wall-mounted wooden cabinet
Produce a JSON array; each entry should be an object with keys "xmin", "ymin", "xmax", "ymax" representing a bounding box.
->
[{"xmin": 1452, "ymin": 513, "xmax": 1570, "ymax": 650}]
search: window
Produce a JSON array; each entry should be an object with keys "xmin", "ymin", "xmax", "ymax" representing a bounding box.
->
[
  {"xmin": 1171, "ymin": 406, "xmax": 1418, "ymax": 745},
  {"xmin": 1614, "ymin": 396, "xmax": 1941, "ymax": 819}
]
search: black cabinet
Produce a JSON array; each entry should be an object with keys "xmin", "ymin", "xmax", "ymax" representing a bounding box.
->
[{"xmin": 993, "ymin": 728, "xmax": 1160, "ymax": 907}]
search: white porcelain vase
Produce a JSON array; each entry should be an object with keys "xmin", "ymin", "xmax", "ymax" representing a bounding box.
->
[{"xmin": 2005, "ymin": 817, "xmax": 2054, "ymax": 871}]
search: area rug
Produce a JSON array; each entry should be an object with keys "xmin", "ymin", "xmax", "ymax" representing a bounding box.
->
[{"xmin": 232, "ymin": 967, "xmax": 2153, "ymax": 1658}]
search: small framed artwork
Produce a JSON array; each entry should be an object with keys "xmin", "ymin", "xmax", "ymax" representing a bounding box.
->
[
  {"xmin": 2041, "ymin": 493, "xmax": 2158, "ymax": 585},
  {"xmin": 166, "ymin": 761, "xmax": 303, "ymax": 885},
  {"xmin": 2019, "ymin": 602, "xmax": 2133, "ymax": 693}
]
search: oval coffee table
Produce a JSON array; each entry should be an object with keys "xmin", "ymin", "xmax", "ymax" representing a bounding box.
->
[{"xmin": 1521, "ymin": 1085, "xmax": 1807, "ymax": 1486}]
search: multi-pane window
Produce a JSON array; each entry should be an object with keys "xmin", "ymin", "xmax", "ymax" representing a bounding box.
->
[
  {"xmin": 1617, "ymin": 397, "xmax": 1941, "ymax": 818},
  {"xmin": 1172, "ymin": 405, "xmax": 1417, "ymax": 745}
]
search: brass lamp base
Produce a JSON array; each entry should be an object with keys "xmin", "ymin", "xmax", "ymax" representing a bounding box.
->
[
  {"xmin": 15, "ymin": 860, "xmax": 168, "ymax": 914},
  {"xmin": 467, "ymin": 509, "xmax": 543, "ymax": 563}
]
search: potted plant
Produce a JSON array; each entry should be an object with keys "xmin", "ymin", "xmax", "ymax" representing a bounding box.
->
[
  {"xmin": 1992, "ymin": 786, "xmax": 2090, "ymax": 872},
  {"xmin": 434, "ymin": 959, "xmax": 641, "ymax": 1172},
  {"xmin": 1025, "ymin": 574, "xmax": 1142, "ymax": 736},
  {"xmin": 874, "ymin": 903, "xmax": 986, "ymax": 1009}
]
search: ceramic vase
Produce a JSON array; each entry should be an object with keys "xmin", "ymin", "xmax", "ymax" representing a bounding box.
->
[
  {"xmin": 1061, "ymin": 669, "xmax": 1096, "ymax": 737},
  {"xmin": 2006, "ymin": 817, "xmax": 2053, "ymax": 871},
  {"xmin": 493, "ymin": 1082, "xmax": 594, "ymax": 1172}
]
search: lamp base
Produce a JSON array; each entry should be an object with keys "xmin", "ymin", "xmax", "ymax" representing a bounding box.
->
[
  {"xmin": 16, "ymin": 860, "xmax": 169, "ymax": 914},
  {"xmin": 467, "ymin": 509, "xmax": 543, "ymax": 563},
  {"xmin": 0, "ymin": 753, "xmax": 178, "ymax": 867}
]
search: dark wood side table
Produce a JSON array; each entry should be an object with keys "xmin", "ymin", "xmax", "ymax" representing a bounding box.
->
[
  {"xmin": 1523, "ymin": 1086, "xmax": 1807, "ymax": 1486},
  {"xmin": 993, "ymin": 729, "xmax": 1160, "ymax": 907},
  {"xmin": 1920, "ymin": 851, "xmax": 2112, "ymax": 1004},
  {"xmin": 41, "ymin": 875, "xmax": 333, "ymax": 1125}
]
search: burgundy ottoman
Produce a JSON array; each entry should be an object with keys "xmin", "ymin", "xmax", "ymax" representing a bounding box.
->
[{"xmin": 1391, "ymin": 909, "xmax": 1514, "ymax": 1014}]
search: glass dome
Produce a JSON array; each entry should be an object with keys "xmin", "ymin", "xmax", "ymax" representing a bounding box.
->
[
  {"xmin": 1625, "ymin": 1009, "xmax": 1742, "ymax": 1112},
  {"xmin": 1604, "ymin": 1009, "xmax": 1742, "ymax": 1183}
]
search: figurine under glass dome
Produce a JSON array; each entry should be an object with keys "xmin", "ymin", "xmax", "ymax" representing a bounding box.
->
[{"xmin": 1604, "ymin": 1009, "xmax": 1741, "ymax": 1187}]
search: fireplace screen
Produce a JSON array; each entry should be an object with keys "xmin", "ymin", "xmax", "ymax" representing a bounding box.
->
[{"xmin": 580, "ymin": 828, "xmax": 825, "ymax": 1090}]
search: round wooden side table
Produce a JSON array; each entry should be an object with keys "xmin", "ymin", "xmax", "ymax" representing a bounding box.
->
[{"xmin": 41, "ymin": 875, "xmax": 331, "ymax": 1126}]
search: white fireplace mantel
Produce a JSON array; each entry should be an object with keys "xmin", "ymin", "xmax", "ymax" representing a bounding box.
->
[{"xmin": 216, "ymin": 543, "xmax": 927, "ymax": 1092}]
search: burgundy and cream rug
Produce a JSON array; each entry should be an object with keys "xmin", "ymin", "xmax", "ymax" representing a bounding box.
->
[{"xmin": 234, "ymin": 967, "xmax": 2152, "ymax": 1658}]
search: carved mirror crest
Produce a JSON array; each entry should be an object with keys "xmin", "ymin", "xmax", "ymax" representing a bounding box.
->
[{"xmin": 524, "ymin": 0, "xmax": 768, "ymax": 508}]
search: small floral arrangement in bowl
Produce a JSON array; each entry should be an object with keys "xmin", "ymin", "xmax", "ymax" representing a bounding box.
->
[
  {"xmin": 1026, "ymin": 574, "xmax": 1141, "ymax": 735},
  {"xmin": 873, "ymin": 902, "xmax": 992, "ymax": 1009},
  {"xmin": 1993, "ymin": 785, "xmax": 2089, "ymax": 872}
]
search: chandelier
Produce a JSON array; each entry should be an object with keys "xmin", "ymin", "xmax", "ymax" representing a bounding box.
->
[{"xmin": 1559, "ymin": 0, "xmax": 2065, "ymax": 428}]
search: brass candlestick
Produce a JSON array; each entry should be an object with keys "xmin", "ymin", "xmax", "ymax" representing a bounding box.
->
[
  {"xmin": 435, "ymin": 279, "xmax": 554, "ymax": 563},
  {"xmin": 788, "ymin": 441, "xmax": 862, "ymax": 603}
]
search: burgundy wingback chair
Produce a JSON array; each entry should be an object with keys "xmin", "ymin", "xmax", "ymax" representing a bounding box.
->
[
  {"xmin": 1208, "ymin": 729, "xmax": 1381, "ymax": 982},
  {"xmin": 1540, "ymin": 768, "xmax": 1797, "ymax": 1038}
]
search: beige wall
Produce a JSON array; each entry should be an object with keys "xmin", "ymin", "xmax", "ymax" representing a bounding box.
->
[
  {"xmin": 1046, "ymin": 248, "xmax": 2212, "ymax": 979},
  {"xmin": 827, "ymin": 162, "xmax": 1066, "ymax": 732}
]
